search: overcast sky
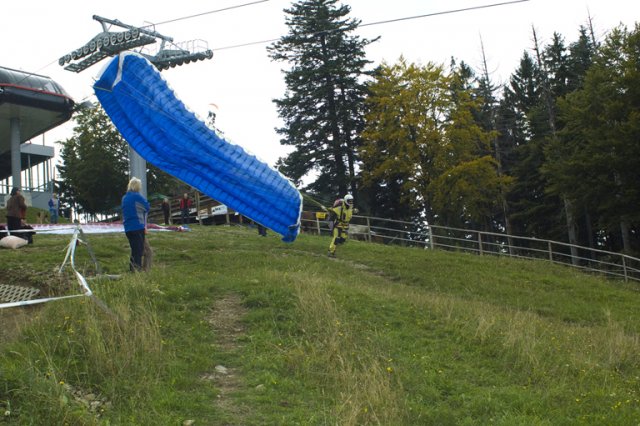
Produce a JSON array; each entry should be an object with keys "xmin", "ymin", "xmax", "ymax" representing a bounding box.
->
[{"xmin": 3, "ymin": 0, "xmax": 639, "ymax": 171}]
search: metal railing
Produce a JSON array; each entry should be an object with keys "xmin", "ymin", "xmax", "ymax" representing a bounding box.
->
[{"xmin": 301, "ymin": 212, "xmax": 640, "ymax": 283}]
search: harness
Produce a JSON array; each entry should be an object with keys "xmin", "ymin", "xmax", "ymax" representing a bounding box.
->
[{"xmin": 330, "ymin": 202, "xmax": 352, "ymax": 238}]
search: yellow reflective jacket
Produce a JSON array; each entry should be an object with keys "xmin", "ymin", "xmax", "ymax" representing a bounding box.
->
[{"xmin": 329, "ymin": 201, "xmax": 353, "ymax": 228}]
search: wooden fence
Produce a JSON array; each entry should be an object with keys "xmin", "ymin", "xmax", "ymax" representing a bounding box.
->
[{"xmin": 301, "ymin": 212, "xmax": 640, "ymax": 283}]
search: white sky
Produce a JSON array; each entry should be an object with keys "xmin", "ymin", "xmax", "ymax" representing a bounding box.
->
[{"xmin": 2, "ymin": 0, "xmax": 639, "ymax": 170}]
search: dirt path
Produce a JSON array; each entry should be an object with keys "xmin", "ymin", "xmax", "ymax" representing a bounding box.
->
[{"xmin": 203, "ymin": 293, "xmax": 249, "ymax": 425}]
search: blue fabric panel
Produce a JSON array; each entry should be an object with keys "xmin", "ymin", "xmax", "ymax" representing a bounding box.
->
[{"xmin": 94, "ymin": 53, "xmax": 301, "ymax": 242}]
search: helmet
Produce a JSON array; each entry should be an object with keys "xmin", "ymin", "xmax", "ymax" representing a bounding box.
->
[{"xmin": 344, "ymin": 194, "xmax": 354, "ymax": 206}]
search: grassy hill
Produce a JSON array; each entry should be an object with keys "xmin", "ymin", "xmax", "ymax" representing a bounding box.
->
[
  {"xmin": 1, "ymin": 224, "xmax": 639, "ymax": 425},
  {"xmin": 0, "ymin": 206, "xmax": 70, "ymax": 226}
]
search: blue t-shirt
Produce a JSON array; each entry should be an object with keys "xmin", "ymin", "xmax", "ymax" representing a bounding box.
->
[
  {"xmin": 121, "ymin": 191, "xmax": 150, "ymax": 232},
  {"xmin": 48, "ymin": 197, "xmax": 59, "ymax": 211}
]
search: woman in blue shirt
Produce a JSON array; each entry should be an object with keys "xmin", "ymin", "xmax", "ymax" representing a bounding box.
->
[{"xmin": 121, "ymin": 177, "xmax": 150, "ymax": 271}]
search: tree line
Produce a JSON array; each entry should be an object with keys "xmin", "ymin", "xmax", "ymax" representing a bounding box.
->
[
  {"xmin": 271, "ymin": 0, "xmax": 640, "ymax": 254},
  {"xmin": 56, "ymin": 0, "xmax": 639, "ymax": 255}
]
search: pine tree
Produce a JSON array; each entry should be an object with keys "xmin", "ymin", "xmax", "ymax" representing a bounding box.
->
[
  {"xmin": 268, "ymin": 0, "xmax": 375, "ymax": 199},
  {"xmin": 58, "ymin": 106, "xmax": 129, "ymax": 216},
  {"xmin": 550, "ymin": 24, "xmax": 640, "ymax": 252},
  {"xmin": 428, "ymin": 61, "xmax": 510, "ymax": 229},
  {"xmin": 543, "ymin": 25, "xmax": 599, "ymax": 249},
  {"xmin": 499, "ymin": 48, "xmax": 565, "ymax": 239},
  {"xmin": 566, "ymin": 26, "xmax": 598, "ymax": 92},
  {"xmin": 477, "ymin": 37, "xmax": 514, "ymax": 238}
]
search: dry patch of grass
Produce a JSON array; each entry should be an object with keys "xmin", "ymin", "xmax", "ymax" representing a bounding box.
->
[
  {"xmin": 204, "ymin": 293, "xmax": 250, "ymax": 423},
  {"xmin": 290, "ymin": 273, "xmax": 404, "ymax": 426}
]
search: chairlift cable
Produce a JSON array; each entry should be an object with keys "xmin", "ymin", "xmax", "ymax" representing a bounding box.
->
[
  {"xmin": 149, "ymin": 0, "xmax": 270, "ymax": 27},
  {"xmin": 212, "ymin": 0, "xmax": 531, "ymax": 51}
]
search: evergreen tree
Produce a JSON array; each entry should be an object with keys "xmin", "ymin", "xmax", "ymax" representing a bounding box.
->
[
  {"xmin": 268, "ymin": 0, "xmax": 375, "ymax": 199},
  {"xmin": 499, "ymin": 48, "xmax": 565, "ymax": 239},
  {"xmin": 58, "ymin": 105, "xmax": 129, "ymax": 216},
  {"xmin": 477, "ymin": 39, "xmax": 514, "ymax": 237},
  {"xmin": 549, "ymin": 24, "xmax": 640, "ymax": 253},
  {"xmin": 566, "ymin": 26, "xmax": 598, "ymax": 91},
  {"xmin": 428, "ymin": 61, "xmax": 510, "ymax": 229},
  {"xmin": 543, "ymin": 25, "xmax": 599, "ymax": 249},
  {"xmin": 543, "ymin": 32, "xmax": 571, "ymax": 99}
]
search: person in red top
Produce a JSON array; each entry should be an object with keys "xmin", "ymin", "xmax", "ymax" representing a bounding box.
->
[{"xmin": 179, "ymin": 193, "xmax": 192, "ymax": 225}]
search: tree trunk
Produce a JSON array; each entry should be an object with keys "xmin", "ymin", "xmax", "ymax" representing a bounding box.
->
[
  {"xmin": 339, "ymin": 85, "xmax": 357, "ymax": 198},
  {"xmin": 320, "ymin": 35, "xmax": 347, "ymax": 195},
  {"xmin": 620, "ymin": 219, "xmax": 631, "ymax": 253},
  {"xmin": 564, "ymin": 197, "xmax": 580, "ymax": 265}
]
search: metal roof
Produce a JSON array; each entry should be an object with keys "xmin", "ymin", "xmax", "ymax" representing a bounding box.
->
[
  {"xmin": 0, "ymin": 65, "xmax": 74, "ymax": 155},
  {"xmin": 0, "ymin": 66, "xmax": 71, "ymax": 96}
]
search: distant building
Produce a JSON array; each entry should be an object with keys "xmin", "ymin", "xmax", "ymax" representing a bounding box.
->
[{"xmin": 0, "ymin": 65, "xmax": 74, "ymax": 210}]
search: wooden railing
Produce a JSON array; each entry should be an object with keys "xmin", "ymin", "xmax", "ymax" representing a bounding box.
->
[
  {"xmin": 146, "ymin": 195, "xmax": 640, "ymax": 282},
  {"xmin": 147, "ymin": 192, "xmax": 248, "ymax": 226},
  {"xmin": 301, "ymin": 212, "xmax": 640, "ymax": 283}
]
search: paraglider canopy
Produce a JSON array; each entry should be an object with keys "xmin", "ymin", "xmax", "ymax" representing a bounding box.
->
[{"xmin": 93, "ymin": 52, "xmax": 302, "ymax": 242}]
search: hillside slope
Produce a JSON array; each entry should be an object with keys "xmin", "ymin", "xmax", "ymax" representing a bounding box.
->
[{"xmin": 1, "ymin": 224, "xmax": 639, "ymax": 425}]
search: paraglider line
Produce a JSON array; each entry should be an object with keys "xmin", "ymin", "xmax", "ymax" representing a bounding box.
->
[{"xmin": 96, "ymin": 66, "xmax": 302, "ymax": 218}]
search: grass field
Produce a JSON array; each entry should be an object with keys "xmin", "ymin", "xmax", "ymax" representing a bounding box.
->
[{"xmin": 1, "ymin": 223, "xmax": 639, "ymax": 425}]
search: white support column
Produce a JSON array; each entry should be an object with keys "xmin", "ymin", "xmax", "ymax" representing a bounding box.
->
[
  {"xmin": 10, "ymin": 118, "xmax": 21, "ymax": 189},
  {"xmin": 27, "ymin": 154, "xmax": 32, "ymax": 191},
  {"xmin": 128, "ymin": 146, "xmax": 147, "ymax": 198}
]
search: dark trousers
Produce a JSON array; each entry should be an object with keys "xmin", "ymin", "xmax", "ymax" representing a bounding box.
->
[
  {"xmin": 181, "ymin": 209, "xmax": 189, "ymax": 225},
  {"xmin": 126, "ymin": 229, "xmax": 145, "ymax": 272},
  {"xmin": 6, "ymin": 216, "xmax": 21, "ymax": 231},
  {"xmin": 7, "ymin": 216, "xmax": 33, "ymax": 243},
  {"xmin": 163, "ymin": 210, "xmax": 170, "ymax": 225}
]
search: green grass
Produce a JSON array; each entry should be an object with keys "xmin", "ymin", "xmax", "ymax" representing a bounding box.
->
[
  {"xmin": 0, "ymin": 207, "xmax": 71, "ymax": 226},
  {"xmin": 1, "ymin": 224, "xmax": 640, "ymax": 425}
]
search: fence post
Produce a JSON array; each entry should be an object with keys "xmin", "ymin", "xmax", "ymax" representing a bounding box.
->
[
  {"xmin": 196, "ymin": 191, "xmax": 202, "ymax": 225},
  {"xmin": 316, "ymin": 216, "xmax": 321, "ymax": 235},
  {"xmin": 478, "ymin": 232, "xmax": 483, "ymax": 256},
  {"xmin": 548, "ymin": 241, "xmax": 553, "ymax": 261},
  {"xmin": 428, "ymin": 226, "xmax": 434, "ymax": 250},
  {"xmin": 366, "ymin": 217, "xmax": 371, "ymax": 243},
  {"xmin": 622, "ymin": 254, "xmax": 628, "ymax": 282}
]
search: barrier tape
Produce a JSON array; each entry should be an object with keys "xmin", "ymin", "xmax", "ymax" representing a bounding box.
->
[
  {"xmin": 1, "ymin": 223, "xmax": 187, "ymax": 235},
  {"xmin": 0, "ymin": 226, "xmax": 94, "ymax": 310}
]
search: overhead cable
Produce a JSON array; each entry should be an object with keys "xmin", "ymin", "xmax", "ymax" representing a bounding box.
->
[
  {"xmin": 151, "ymin": 0, "xmax": 270, "ymax": 26},
  {"xmin": 212, "ymin": 0, "xmax": 531, "ymax": 51}
]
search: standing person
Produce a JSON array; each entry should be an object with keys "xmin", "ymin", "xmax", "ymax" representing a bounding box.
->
[
  {"xmin": 121, "ymin": 177, "xmax": 150, "ymax": 272},
  {"xmin": 48, "ymin": 193, "xmax": 60, "ymax": 224},
  {"xmin": 326, "ymin": 194, "xmax": 357, "ymax": 257},
  {"xmin": 161, "ymin": 197, "xmax": 171, "ymax": 225},
  {"xmin": 179, "ymin": 193, "xmax": 192, "ymax": 225}
]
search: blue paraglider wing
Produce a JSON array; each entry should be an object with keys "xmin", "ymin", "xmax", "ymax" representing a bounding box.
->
[{"xmin": 93, "ymin": 52, "xmax": 301, "ymax": 242}]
